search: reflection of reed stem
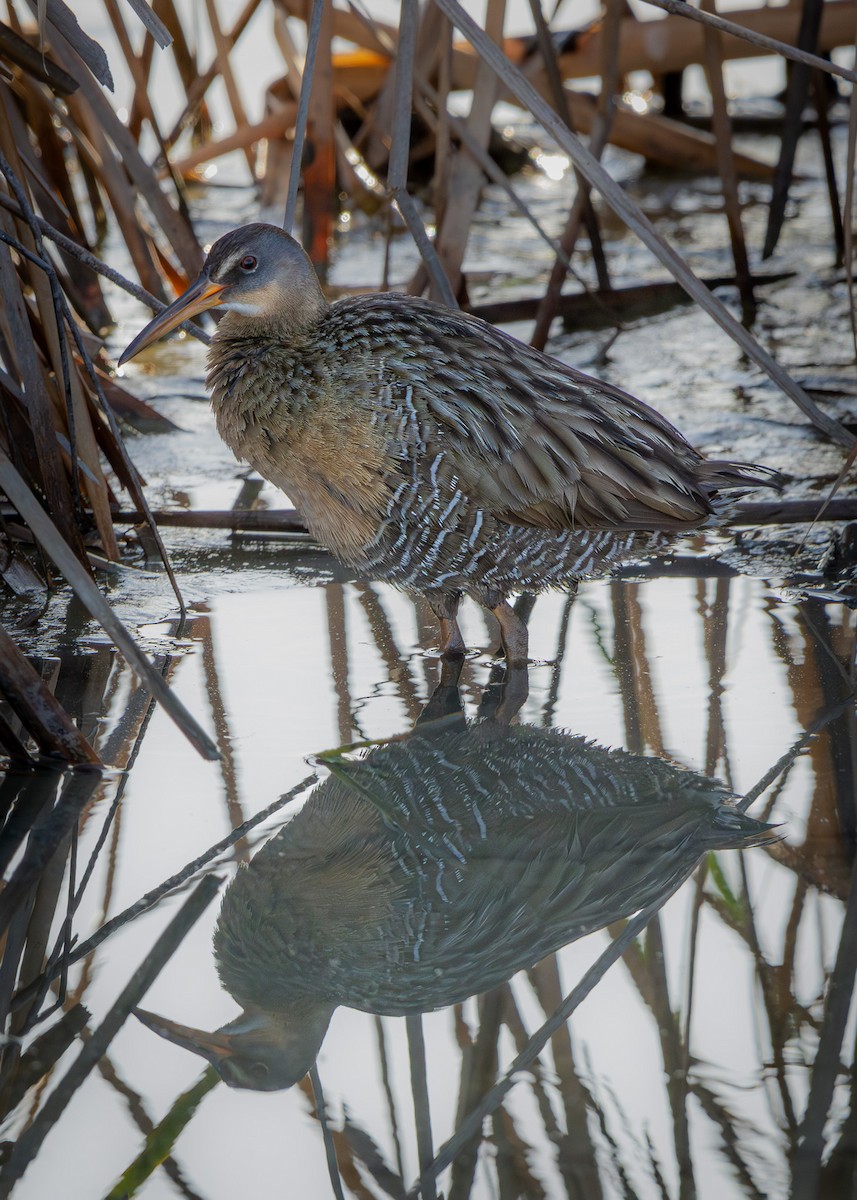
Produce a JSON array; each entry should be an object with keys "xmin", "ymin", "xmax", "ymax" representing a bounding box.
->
[
  {"xmin": 739, "ymin": 698, "xmax": 856, "ymax": 813},
  {"xmin": 450, "ymin": 990, "xmax": 503, "ymax": 1200},
  {"xmin": 375, "ymin": 1015, "xmax": 407, "ymax": 1182},
  {"xmin": 527, "ymin": 956, "xmax": 603, "ymax": 1198},
  {"xmin": 326, "ymin": 584, "xmax": 353, "ymax": 745},
  {"xmin": 737, "ymin": 854, "xmax": 799, "ymax": 1135},
  {"xmin": 407, "ymin": 1014, "xmax": 437, "ymax": 1200},
  {"xmin": 701, "ymin": 577, "xmax": 732, "ymax": 784},
  {"xmin": 310, "ymin": 1064, "xmax": 347, "ymax": 1200},
  {"xmin": 792, "ymin": 861, "xmax": 857, "ymax": 1198},
  {"xmin": 198, "ymin": 615, "xmax": 248, "ymax": 858}
]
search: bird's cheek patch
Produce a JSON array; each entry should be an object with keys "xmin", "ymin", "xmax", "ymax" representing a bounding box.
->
[
  {"xmin": 219, "ymin": 280, "xmax": 286, "ymax": 318},
  {"xmin": 220, "ymin": 299, "xmax": 265, "ymax": 316}
]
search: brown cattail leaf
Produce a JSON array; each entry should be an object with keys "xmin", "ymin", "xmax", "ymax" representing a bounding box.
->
[
  {"xmin": 65, "ymin": 371, "xmax": 120, "ymax": 560},
  {"xmin": 149, "ymin": 238, "xmax": 189, "ymax": 299},
  {"xmin": 76, "ymin": 152, "xmax": 107, "ymax": 243},
  {"xmin": 14, "ymin": 78, "xmax": 80, "ymax": 224},
  {"xmin": 1, "ymin": 197, "xmax": 120, "ymax": 559},
  {"xmin": 0, "ymin": 232, "xmax": 89, "ymax": 566},
  {"xmin": 0, "ymin": 535, "xmax": 45, "ymax": 597},
  {"xmin": 8, "ymin": 118, "xmax": 112, "ymax": 331},
  {"xmin": 0, "ymin": 374, "xmax": 43, "ymax": 488}
]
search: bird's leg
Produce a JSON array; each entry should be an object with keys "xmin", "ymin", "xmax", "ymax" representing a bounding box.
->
[
  {"xmin": 417, "ymin": 657, "xmax": 465, "ymax": 726},
  {"xmin": 426, "ymin": 590, "xmax": 465, "ymax": 658},
  {"xmin": 495, "ymin": 665, "xmax": 529, "ymax": 723},
  {"xmin": 478, "ymin": 663, "xmax": 529, "ymax": 724},
  {"xmin": 491, "ymin": 601, "xmax": 529, "ymax": 667}
]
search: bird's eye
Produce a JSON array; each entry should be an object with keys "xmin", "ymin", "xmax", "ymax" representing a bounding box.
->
[
  {"xmin": 239, "ymin": 255, "xmax": 257, "ymax": 272},
  {"xmin": 249, "ymin": 1061, "xmax": 269, "ymax": 1079}
]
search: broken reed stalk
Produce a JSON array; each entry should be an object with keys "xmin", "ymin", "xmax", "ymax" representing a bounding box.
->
[
  {"xmin": 203, "ymin": 0, "xmax": 257, "ymax": 179},
  {"xmin": 845, "ymin": 30, "xmax": 857, "ymax": 366},
  {"xmin": 762, "ymin": 0, "xmax": 826, "ymax": 260},
  {"xmin": 301, "ymin": 0, "xmax": 336, "ymax": 271},
  {"xmin": 525, "ymin": 0, "xmax": 611, "ymax": 292},
  {"xmin": 162, "ymin": 0, "xmax": 265, "ymax": 149},
  {"xmin": 426, "ymin": 0, "xmax": 506, "ymax": 301}
]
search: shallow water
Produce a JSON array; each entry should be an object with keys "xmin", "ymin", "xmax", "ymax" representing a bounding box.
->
[
  {"xmin": 1, "ymin": 562, "xmax": 856, "ymax": 1200},
  {"xmin": 4, "ymin": 22, "xmax": 857, "ymax": 1195}
]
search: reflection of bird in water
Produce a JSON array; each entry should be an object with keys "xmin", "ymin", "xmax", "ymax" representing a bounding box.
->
[
  {"xmin": 119, "ymin": 223, "xmax": 776, "ymax": 662},
  {"xmin": 136, "ymin": 684, "xmax": 774, "ymax": 1091}
]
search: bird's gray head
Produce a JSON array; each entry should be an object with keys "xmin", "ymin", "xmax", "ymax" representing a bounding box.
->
[
  {"xmin": 200, "ymin": 223, "xmax": 324, "ymax": 323},
  {"xmin": 119, "ymin": 223, "xmax": 325, "ymax": 365}
]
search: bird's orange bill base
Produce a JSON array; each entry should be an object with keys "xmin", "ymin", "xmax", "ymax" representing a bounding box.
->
[
  {"xmin": 134, "ymin": 1006, "xmax": 236, "ymax": 1064},
  {"xmin": 118, "ymin": 277, "xmax": 226, "ymax": 366}
]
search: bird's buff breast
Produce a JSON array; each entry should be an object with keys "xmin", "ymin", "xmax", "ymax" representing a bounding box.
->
[{"xmin": 208, "ymin": 343, "xmax": 391, "ymax": 565}]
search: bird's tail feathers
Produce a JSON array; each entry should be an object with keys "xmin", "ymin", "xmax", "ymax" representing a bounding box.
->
[
  {"xmin": 708, "ymin": 804, "xmax": 783, "ymax": 849},
  {"xmin": 698, "ymin": 459, "xmax": 784, "ymax": 494}
]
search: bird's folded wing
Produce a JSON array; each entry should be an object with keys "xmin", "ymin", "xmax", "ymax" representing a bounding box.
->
[{"xmin": 392, "ymin": 305, "xmax": 714, "ymax": 532}]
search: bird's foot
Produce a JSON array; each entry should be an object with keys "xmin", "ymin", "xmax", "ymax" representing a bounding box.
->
[
  {"xmin": 491, "ymin": 601, "xmax": 529, "ymax": 667},
  {"xmin": 438, "ymin": 617, "xmax": 466, "ymax": 659}
]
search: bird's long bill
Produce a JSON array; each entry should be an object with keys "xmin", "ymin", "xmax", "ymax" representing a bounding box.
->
[
  {"xmin": 118, "ymin": 275, "xmax": 226, "ymax": 366},
  {"xmin": 134, "ymin": 1006, "xmax": 236, "ymax": 1066}
]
